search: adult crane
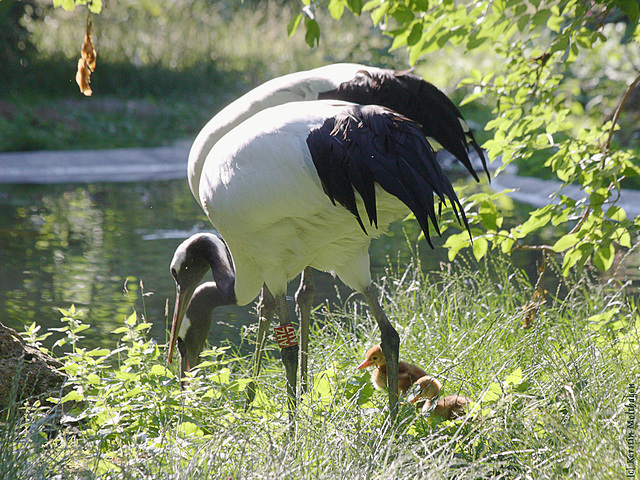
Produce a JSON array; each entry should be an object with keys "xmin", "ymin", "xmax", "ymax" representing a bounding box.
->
[{"xmin": 167, "ymin": 64, "xmax": 488, "ymax": 421}]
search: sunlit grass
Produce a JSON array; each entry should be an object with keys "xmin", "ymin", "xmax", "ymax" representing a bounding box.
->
[{"xmin": 2, "ymin": 253, "xmax": 636, "ymax": 479}]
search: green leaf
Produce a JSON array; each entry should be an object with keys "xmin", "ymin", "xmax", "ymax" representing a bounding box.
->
[
  {"xmin": 178, "ymin": 422, "xmax": 204, "ymax": 437},
  {"xmin": 615, "ymin": 228, "xmax": 632, "ymax": 248},
  {"xmin": 531, "ymin": 9, "xmax": 551, "ymax": 28},
  {"xmin": 85, "ymin": 348, "xmax": 110, "ymax": 357},
  {"xmin": 229, "ymin": 378, "xmax": 252, "ymax": 392},
  {"xmin": 328, "ymin": 0, "xmax": 345, "ymax": 20},
  {"xmin": 115, "ymin": 371, "xmax": 137, "ymax": 381},
  {"xmin": 500, "ymin": 235, "xmax": 515, "ymax": 254},
  {"xmin": 547, "ymin": 13, "xmax": 564, "ymax": 32},
  {"xmin": 588, "ymin": 309, "xmax": 616, "ymax": 325},
  {"xmin": 470, "ymin": 68, "xmax": 482, "ymax": 82},
  {"xmin": 444, "ymin": 232, "xmax": 470, "ymax": 260},
  {"xmin": 562, "ymin": 247, "xmax": 582, "ymax": 276},
  {"xmin": 411, "ymin": 0, "xmax": 429, "ymax": 12},
  {"xmin": 125, "ymin": 312, "xmax": 137, "ymax": 327},
  {"xmin": 505, "ymin": 367, "xmax": 523, "ymax": 386},
  {"xmin": 606, "ymin": 206, "xmax": 627, "ymax": 222},
  {"xmin": 460, "ymin": 92, "xmax": 483, "ymax": 106},
  {"xmin": 552, "ymin": 233, "xmax": 580, "ymax": 252},
  {"xmin": 407, "ymin": 22, "xmax": 423, "ymax": 46},
  {"xmin": 304, "ymin": 18, "xmax": 320, "ymax": 47},
  {"xmin": 369, "ymin": 2, "xmax": 389, "ymax": 25},
  {"xmin": 124, "ymin": 386, "xmax": 142, "ymax": 398},
  {"xmin": 287, "ymin": 13, "xmax": 303, "ymax": 37},
  {"xmin": 562, "ymin": 244, "xmax": 593, "ymax": 276},
  {"xmin": 60, "ymin": 0, "xmax": 75, "ymax": 11},
  {"xmin": 391, "ymin": 5, "xmax": 414, "ymax": 24},
  {"xmin": 60, "ymin": 390, "xmax": 84, "ymax": 403},
  {"xmin": 478, "ymin": 201, "xmax": 502, "ymax": 230},
  {"xmin": 483, "ymin": 382, "xmax": 503, "ymax": 403},
  {"xmin": 593, "ymin": 242, "xmax": 615, "ymax": 272},
  {"xmin": 345, "ymin": 0, "xmax": 364, "ymax": 15},
  {"xmin": 363, "ymin": 0, "xmax": 382, "ymax": 12},
  {"xmin": 519, "ymin": 209, "xmax": 551, "ymax": 236},
  {"xmin": 89, "ymin": 0, "xmax": 102, "ymax": 14},
  {"xmin": 472, "ymin": 237, "xmax": 488, "ymax": 261},
  {"xmin": 210, "ymin": 368, "xmax": 231, "ymax": 385},
  {"xmin": 150, "ymin": 364, "xmax": 173, "ymax": 377}
]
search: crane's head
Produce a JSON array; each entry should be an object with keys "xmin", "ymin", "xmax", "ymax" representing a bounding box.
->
[
  {"xmin": 168, "ymin": 233, "xmax": 235, "ymax": 380},
  {"xmin": 357, "ymin": 344, "xmax": 386, "ymax": 370}
]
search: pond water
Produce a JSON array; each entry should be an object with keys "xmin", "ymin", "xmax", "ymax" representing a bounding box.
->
[{"xmin": 0, "ymin": 179, "xmax": 544, "ymax": 355}]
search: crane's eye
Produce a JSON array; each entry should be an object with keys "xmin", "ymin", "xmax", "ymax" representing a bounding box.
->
[{"xmin": 372, "ymin": 356, "xmax": 378, "ymax": 361}]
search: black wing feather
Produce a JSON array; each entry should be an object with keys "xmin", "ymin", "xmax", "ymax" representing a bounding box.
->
[
  {"xmin": 318, "ymin": 69, "xmax": 489, "ymax": 182},
  {"xmin": 307, "ymin": 105, "xmax": 468, "ymax": 247}
]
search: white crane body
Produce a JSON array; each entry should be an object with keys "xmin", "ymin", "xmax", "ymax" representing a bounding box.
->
[{"xmin": 200, "ymin": 100, "xmax": 414, "ymax": 305}]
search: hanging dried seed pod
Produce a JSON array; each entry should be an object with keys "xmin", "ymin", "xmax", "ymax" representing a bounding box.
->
[{"xmin": 76, "ymin": 16, "xmax": 97, "ymax": 96}]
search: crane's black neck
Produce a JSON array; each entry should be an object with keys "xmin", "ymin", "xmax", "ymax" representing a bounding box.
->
[
  {"xmin": 183, "ymin": 233, "xmax": 237, "ymax": 306},
  {"xmin": 187, "ymin": 282, "xmax": 235, "ymax": 321},
  {"xmin": 202, "ymin": 245, "xmax": 236, "ymax": 306}
]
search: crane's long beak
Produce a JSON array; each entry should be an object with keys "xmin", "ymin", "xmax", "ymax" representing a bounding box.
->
[{"xmin": 168, "ymin": 285, "xmax": 189, "ymax": 364}]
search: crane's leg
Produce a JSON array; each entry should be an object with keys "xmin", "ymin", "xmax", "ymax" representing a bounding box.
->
[
  {"xmin": 295, "ymin": 267, "xmax": 314, "ymax": 394},
  {"xmin": 361, "ymin": 284, "xmax": 400, "ymax": 421},
  {"xmin": 274, "ymin": 292, "xmax": 298, "ymax": 429},
  {"xmin": 246, "ymin": 285, "xmax": 275, "ymax": 407}
]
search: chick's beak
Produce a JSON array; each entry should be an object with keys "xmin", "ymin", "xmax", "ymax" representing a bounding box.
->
[{"xmin": 357, "ymin": 359, "xmax": 373, "ymax": 370}]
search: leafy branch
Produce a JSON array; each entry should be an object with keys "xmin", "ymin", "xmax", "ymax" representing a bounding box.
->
[{"xmin": 295, "ymin": 0, "xmax": 640, "ymax": 277}]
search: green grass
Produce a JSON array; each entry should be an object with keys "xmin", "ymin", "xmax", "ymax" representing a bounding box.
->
[{"xmin": 3, "ymin": 253, "xmax": 637, "ymax": 479}]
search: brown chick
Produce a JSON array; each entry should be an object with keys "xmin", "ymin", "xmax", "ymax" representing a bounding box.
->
[
  {"xmin": 433, "ymin": 394, "xmax": 471, "ymax": 420},
  {"xmin": 408, "ymin": 375, "xmax": 443, "ymax": 413},
  {"xmin": 409, "ymin": 377, "xmax": 471, "ymax": 419},
  {"xmin": 357, "ymin": 344, "xmax": 428, "ymax": 395}
]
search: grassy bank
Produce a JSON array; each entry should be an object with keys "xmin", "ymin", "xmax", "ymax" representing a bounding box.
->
[{"xmin": 2, "ymin": 254, "xmax": 636, "ymax": 479}]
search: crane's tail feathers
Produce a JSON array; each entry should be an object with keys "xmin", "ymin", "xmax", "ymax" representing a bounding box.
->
[
  {"xmin": 307, "ymin": 105, "xmax": 469, "ymax": 247},
  {"xmin": 318, "ymin": 69, "xmax": 490, "ymax": 183}
]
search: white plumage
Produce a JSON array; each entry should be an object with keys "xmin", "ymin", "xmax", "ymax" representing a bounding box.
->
[
  {"xmin": 201, "ymin": 100, "xmax": 411, "ymax": 305},
  {"xmin": 188, "ymin": 64, "xmax": 389, "ymax": 205}
]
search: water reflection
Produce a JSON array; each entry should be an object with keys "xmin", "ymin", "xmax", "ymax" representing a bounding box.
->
[{"xmin": 0, "ymin": 181, "xmax": 207, "ymax": 351}]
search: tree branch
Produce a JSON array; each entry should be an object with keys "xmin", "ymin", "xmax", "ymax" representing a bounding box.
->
[{"xmin": 604, "ymin": 72, "xmax": 640, "ymax": 156}]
